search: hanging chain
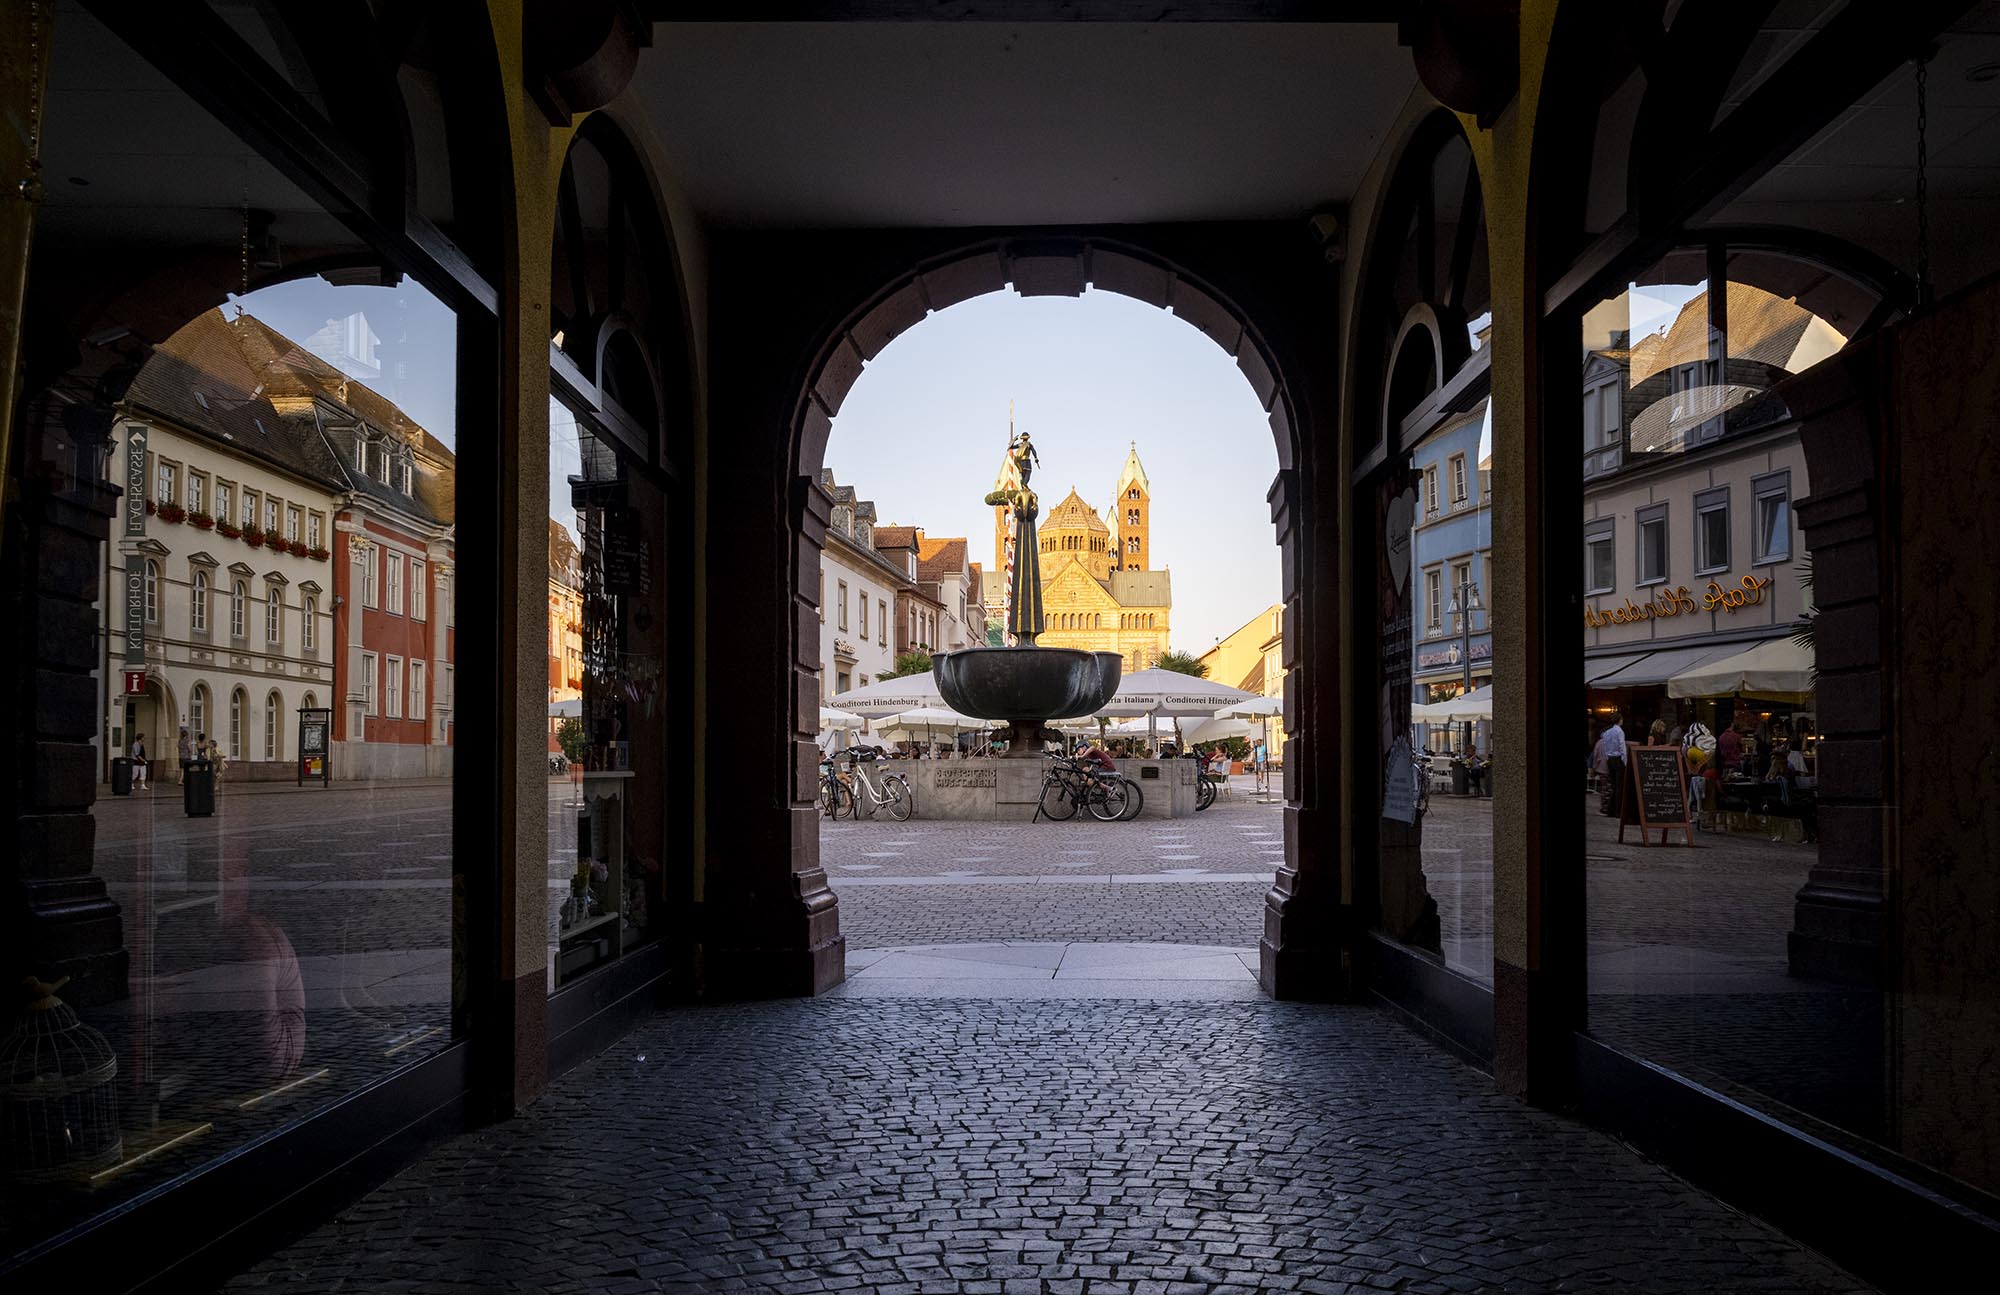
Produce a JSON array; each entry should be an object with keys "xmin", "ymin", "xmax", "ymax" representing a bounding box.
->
[
  {"xmin": 18, "ymin": 1, "xmax": 48, "ymax": 203},
  {"xmin": 238, "ymin": 191, "xmax": 250, "ymax": 319},
  {"xmin": 1916, "ymin": 50, "xmax": 1933, "ymax": 308}
]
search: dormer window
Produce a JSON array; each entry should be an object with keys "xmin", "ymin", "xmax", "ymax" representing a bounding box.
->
[
  {"xmin": 375, "ymin": 446, "xmax": 390, "ymax": 484},
  {"xmin": 355, "ymin": 437, "xmax": 368, "ymax": 471},
  {"xmin": 399, "ymin": 459, "xmax": 412, "ymax": 493}
]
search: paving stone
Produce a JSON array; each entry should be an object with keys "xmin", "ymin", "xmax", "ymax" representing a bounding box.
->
[{"xmin": 221, "ymin": 997, "xmax": 1867, "ymax": 1294}]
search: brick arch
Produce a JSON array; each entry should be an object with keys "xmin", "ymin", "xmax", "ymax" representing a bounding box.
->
[
  {"xmin": 762, "ymin": 232, "xmax": 1338, "ymax": 1001},
  {"xmin": 789, "ymin": 238, "xmax": 1301, "ymax": 482}
]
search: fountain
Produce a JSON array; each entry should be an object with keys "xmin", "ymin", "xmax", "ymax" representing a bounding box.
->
[{"xmin": 934, "ymin": 429, "xmax": 1123, "ymax": 754}]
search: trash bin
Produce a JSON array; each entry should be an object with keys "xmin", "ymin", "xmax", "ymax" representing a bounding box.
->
[
  {"xmin": 182, "ymin": 760, "xmax": 216, "ymax": 817},
  {"xmin": 1450, "ymin": 761, "xmax": 1468, "ymax": 796},
  {"xmin": 110, "ymin": 757, "xmax": 133, "ymax": 796}
]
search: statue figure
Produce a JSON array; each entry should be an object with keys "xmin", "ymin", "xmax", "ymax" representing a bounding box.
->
[{"xmin": 982, "ymin": 430, "xmax": 1045, "ymax": 645}]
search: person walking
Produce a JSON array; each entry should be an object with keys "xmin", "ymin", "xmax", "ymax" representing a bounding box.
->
[
  {"xmin": 177, "ymin": 726, "xmax": 194, "ymax": 784},
  {"xmin": 1590, "ymin": 713, "xmax": 1626, "ymax": 817},
  {"xmin": 129, "ymin": 732, "xmax": 149, "ymax": 791}
]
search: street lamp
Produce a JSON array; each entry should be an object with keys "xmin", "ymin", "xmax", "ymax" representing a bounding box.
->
[{"xmin": 1446, "ymin": 579, "xmax": 1483, "ymax": 753}]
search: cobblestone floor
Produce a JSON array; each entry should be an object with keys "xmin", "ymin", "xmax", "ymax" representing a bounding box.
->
[{"xmin": 223, "ymin": 996, "xmax": 1866, "ymax": 1294}]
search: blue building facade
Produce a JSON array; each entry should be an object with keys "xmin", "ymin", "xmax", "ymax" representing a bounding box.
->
[{"xmin": 1409, "ymin": 401, "xmax": 1492, "ymax": 753}]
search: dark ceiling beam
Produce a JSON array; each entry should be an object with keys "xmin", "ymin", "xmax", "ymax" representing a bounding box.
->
[{"xmin": 642, "ymin": 2, "xmax": 1399, "ymax": 18}]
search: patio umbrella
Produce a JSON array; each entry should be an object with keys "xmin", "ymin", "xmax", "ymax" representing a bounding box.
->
[
  {"xmin": 823, "ymin": 671, "xmax": 946, "ymax": 718},
  {"xmin": 819, "ymin": 706, "xmax": 864, "ymax": 731},
  {"xmin": 1096, "ymin": 668, "xmax": 1267, "ymax": 718},
  {"xmin": 873, "ymin": 706, "xmax": 987, "ymax": 746},
  {"xmin": 1666, "ymin": 637, "xmax": 1813, "ymax": 702},
  {"xmin": 1411, "ymin": 684, "xmax": 1493, "ymax": 723}
]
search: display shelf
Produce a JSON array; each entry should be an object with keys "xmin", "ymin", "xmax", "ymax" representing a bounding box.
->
[{"xmin": 558, "ymin": 770, "xmax": 634, "ymax": 985}]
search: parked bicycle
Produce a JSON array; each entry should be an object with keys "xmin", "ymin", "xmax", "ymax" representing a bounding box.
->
[
  {"xmin": 820, "ymin": 747, "xmax": 913, "ymax": 821},
  {"xmin": 1035, "ymin": 754, "xmax": 1135, "ymax": 822}
]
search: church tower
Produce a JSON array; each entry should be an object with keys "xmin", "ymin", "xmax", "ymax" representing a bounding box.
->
[{"xmin": 1111, "ymin": 441, "xmax": 1151, "ymax": 571}]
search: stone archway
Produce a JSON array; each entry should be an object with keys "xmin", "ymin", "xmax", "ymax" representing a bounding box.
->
[{"xmin": 698, "ymin": 226, "xmax": 1347, "ymax": 1000}]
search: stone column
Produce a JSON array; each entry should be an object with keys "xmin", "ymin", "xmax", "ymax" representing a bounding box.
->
[
  {"xmin": 3, "ymin": 396, "xmax": 129, "ymax": 1006},
  {"xmin": 1260, "ymin": 466, "xmax": 1345, "ymax": 999},
  {"xmin": 1784, "ymin": 349, "xmax": 1890, "ymax": 985}
]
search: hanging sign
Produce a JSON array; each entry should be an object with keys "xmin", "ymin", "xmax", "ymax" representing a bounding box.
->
[{"xmin": 123, "ymin": 670, "xmax": 147, "ymax": 696}]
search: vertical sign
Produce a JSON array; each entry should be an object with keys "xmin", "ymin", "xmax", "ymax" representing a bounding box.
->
[
  {"xmin": 124, "ymin": 426, "xmax": 148, "ymax": 665},
  {"xmin": 297, "ymin": 708, "xmax": 332, "ymax": 786}
]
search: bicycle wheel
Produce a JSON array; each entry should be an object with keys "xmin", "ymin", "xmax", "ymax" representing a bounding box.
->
[
  {"xmin": 885, "ymin": 775, "xmax": 914, "ymax": 821},
  {"xmin": 1119, "ymin": 777, "xmax": 1144, "ymax": 821},
  {"xmin": 1088, "ymin": 777, "xmax": 1128, "ymax": 822},
  {"xmin": 1038, "ymin": 777, "xmax": 1078, "ymax": 821},
  {"xmin": 1195, "ymin": 775, "xmax": 1216, "ymax": 812}
]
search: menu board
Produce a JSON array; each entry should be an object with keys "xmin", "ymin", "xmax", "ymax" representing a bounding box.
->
[{"xmin": 1619, "ymin": 744, "xmax": 1693, "ymax": 846}]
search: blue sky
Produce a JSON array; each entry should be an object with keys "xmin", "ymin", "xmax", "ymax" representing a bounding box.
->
[
  {"xmin": 237, "ymin": 277, "xmax": 1284, "ymax": 649},
  {"xmin": 827, "ymin": 290, "xmax": 1282, "ymax": 653}
]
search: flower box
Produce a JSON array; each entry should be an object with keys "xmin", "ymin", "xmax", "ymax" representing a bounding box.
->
[
  {"xmin": 307, "ymin": 546, "xmax": 331, "ymax": 562},
  {"xmin": 243, "ymin": 530, "xmax": 266, "ymax": 548},
  {"xmin": 288, "ymin": 538, "xmax": 311, "ymax": 557},
  {"xmin": 156, "ymin": 503, "xmax": 187, "ymax": 525},
  {"xmin": 216, "ymin": 521, "xmax": 242, "ymax": 539},
  {"xmin": 144, "ymin": 498, "xmax": 157, "ymax": 516},
  {"xmin": 263, "ymin": 528, "xmax": 286, "ymax": 549},
  {"xmin": 188, "ymin": 511, "xmax": 215, "ymax": 530}
]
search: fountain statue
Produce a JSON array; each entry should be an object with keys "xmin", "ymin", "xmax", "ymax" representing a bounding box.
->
[{"xmin": 936, "ymin": 429, "xmax": 1122, "ymax": 755}]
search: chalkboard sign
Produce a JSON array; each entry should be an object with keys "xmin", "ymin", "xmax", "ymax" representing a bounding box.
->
[{"xmin": 1619, "ymin": 744, "xmax": 1693, "ymax": 846}]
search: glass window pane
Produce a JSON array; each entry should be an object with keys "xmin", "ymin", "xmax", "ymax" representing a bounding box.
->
[{"xmin": 7, "ymin": 255, "xmax": 462, "ymax": 1254}]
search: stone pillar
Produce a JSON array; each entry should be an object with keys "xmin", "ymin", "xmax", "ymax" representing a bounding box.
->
[
  {"xmin": 1785, "ymin": 348, "xmax": 1890, "ymax": 985},
  {"xmin": 1260, "ymin": 466, "xmax": 1345, "ymax": 999},
  {"xmin": 4, "ymin": 396, "xmax": 129, "ymax": 1006}
]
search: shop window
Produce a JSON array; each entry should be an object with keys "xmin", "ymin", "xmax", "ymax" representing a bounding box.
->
[
  {"xmin": 1585, "ymin": 519, "xmax": 1616, "ymax": 594},
  {"xmin": 1753, "ymin": 471, "xmax": 1791, "ymax": 563},
  {"xmin": 1636, "ymin": 503, "xmax": 1669, "ymax": 586},
  {"xmin": 1695, "ymin": 487, "xmax": 1730, "ymax": 574}
]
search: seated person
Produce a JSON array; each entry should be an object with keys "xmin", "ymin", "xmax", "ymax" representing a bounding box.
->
[{"xmin": 1078, "ymin": 742, "xmax": 1118, "ymax": 775}]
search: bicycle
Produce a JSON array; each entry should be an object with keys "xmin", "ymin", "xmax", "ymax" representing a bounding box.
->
[
  {"xmin": 825, "ymin": 747, "xmax": 913, "ymax": 821},
  {"xmin": 1035, "ymin": 755, "xmax": 1131, "ymax": 822}
]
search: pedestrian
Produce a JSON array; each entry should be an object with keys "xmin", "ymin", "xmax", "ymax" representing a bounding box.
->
[
  {"xmin": 1648, "ymin": 717, "xmax": 1670, "ymax": 747},
  {"xmin": 130, "ymin": 731, "xmax": 149, "ymax": 791},
  {"xmin": 1590, "ymin": 712, "xmax": 1626, "ymax": 817},
  {"xmin": 1718, "ymin": 723, "xmax": 1743, "ymax": 775},
  {"xmin": 177, "ymin": 726, "xmax": 194, "ymax": 783}
]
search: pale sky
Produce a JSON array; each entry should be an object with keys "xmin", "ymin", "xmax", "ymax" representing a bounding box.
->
[
  {"xmin": 236, "ymin": 277, "xmax": 1284, "ymax": 648},
  {"xmin": 826, "ymin": 291, "xmax": 1282, "ymax": 653}
]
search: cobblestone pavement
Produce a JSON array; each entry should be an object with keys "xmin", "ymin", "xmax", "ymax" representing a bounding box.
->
[{"xmin": 223, "ymin": 996, "xmax": 1866, "ymax": 1294}]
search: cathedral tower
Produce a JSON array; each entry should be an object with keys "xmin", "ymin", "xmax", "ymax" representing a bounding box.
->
[{"xmin": 1111, "ymin": 442, "xmax": 1151, "ymax": 571}]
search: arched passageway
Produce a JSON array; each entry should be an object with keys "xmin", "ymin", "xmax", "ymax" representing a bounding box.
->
[{"xmin": 699, "ymin": 225, "xmax": 1349, "ymax": 999}]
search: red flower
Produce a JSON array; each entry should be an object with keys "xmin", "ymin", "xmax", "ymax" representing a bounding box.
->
[
  {"xmin": 244, "ymin": 530, "xmax": 266, "ymax": 548},
  {"xmin": 157, "ymin": 503, "xmax": 187, "ymax": 525}
]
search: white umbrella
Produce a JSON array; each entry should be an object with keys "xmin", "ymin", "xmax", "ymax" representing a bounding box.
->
[
  {"xmin": 1666, "ymin": 637, "xmax": 1813, "ymax": 700},
  {"xmin": 1411, "ymin": 683, "xmax": 1492, "ymax": 723},
  {"xmin": 824, "ymin": 671, "xmax": 946, "ymax": 718},
  {"xmin": 1096, "ymin": 668, "xmax": 1266, "ymax": 718},
  {"xmin": 819, "ymin": 706, "xmax": 864, "ymax": 731},
  {"xmin": 1223, "ymin": 695, "xmax": 1283, "ymax": 721},
  {"xmin": 873, "ymin": 706, "xmax": 988, "ymax": 745},
  {"xmin": 1182, "ymin": 715, "xmax": 1255, "ymax": 745}
]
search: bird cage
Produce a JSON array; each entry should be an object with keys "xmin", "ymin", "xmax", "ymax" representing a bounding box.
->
[{"xmin": 1, "ymin": 977, "xmax": 122, "ymax": 1183}]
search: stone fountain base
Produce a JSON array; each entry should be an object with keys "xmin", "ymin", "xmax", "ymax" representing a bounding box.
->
[{"xmin": 870, "ymin": 756, "xmax": 1198, "ymax": 820}]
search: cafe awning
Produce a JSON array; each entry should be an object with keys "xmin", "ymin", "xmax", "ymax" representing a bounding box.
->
[
  {"xmin": 1584, "ymin": 650, "xmax": 1654, "ymax": 687},
  {"xmin": 1592, "ymin": 643, "xmax": 1746, "ymax": 689},
  {"xmin": 1667, "ymin": 636, "xmax": 1814, "ymax": 700}
]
